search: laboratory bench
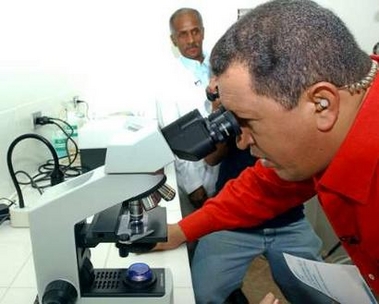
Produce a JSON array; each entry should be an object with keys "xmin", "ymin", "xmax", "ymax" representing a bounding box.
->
[{"xmin": 0, "ymin": 163, "xmax": 195, "ymax": 304}]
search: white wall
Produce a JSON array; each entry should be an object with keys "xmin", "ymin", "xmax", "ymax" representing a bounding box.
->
[
  {"xmin": 3, "ymin": 0, "xmax": 378, "ymax": 117},
  {"xmin": 1, "ymin": 0, "xmax": 378, "ymax": 236}
]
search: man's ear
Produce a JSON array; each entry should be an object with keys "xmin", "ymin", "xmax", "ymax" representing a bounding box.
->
[
  {"xmin": 306, "ymin": 82, "xmax": 340, "ymax": 132},
  {"xmin": 170, "ymin": 35, "xmax": 177, "ymax": 47}
]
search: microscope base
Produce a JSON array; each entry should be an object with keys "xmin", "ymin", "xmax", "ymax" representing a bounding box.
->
[
  {"xmin": 82, "ymin": 268, "xmax": 166, "ymax": 297},
  {"xmin": 77, "ymin": 268, "xmax": 173, "ymax": 303},
  {"xmin": 37, "ymin": 268, "xmax": 173, "ymax": 304}
]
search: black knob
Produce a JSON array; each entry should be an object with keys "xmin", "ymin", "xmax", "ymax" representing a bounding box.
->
[
  {"xmin": 116, "ymin": 242, "xmax": 130, "ymax": 257},
  {"xmin": 42, "ymin": 280, "xmax": 77, "ymax": 304}
]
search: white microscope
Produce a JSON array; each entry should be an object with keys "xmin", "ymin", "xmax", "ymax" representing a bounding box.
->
[
  {"xmin": 29, "ymin": 106, "xmax": 241, "ymax": 304},
  {"xmin": 29, "ymin": 118, "xmax": 176, "ymax": 304}
]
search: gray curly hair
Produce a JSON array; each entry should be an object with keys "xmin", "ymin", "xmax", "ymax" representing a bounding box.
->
[{"xmin": 210, "ymin": 0, "xmax": 371, "ymax": 109}]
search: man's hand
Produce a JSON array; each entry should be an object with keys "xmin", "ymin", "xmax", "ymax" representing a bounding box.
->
[
  {"xmin": 188, "ymin": 186, "xmax": 208, "ymax": 208},
  {"xmin": 153, "ymin": 223, "xmax": 187, "ymax": 251},
  {"xmin": 259, "ymin": 293, "xmax": 280, "ymax": 304}
]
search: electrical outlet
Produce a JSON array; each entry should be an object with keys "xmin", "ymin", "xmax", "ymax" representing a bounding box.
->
[{"xmin": 32, "ymin": 111, "xmax": 42, "ymax": 129}]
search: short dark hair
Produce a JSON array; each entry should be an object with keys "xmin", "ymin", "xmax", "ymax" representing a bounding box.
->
[
  {"xmin": 210, "ymin": 0, "xmax": 371, "ymax": 109},
  {"xmin": 169, "ymin": 8, "xmax": 203, "ymax": 34}
]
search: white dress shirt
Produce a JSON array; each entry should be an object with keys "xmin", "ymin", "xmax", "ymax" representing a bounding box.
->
[{"xmin": 155, "ymin": 54, "xmax": 219, "ymax": 197}]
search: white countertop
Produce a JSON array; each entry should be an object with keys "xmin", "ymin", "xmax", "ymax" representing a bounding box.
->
[{"xmin": 0, "ymin": 163, "xmax": 195, "ymax": 304}]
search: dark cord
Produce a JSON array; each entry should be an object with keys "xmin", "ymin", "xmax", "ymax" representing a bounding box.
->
[
  {"xmin": 0, "ymin": 198, "xmax": 14, "ymax": 226},
  {"xmin": 7, "ymin": 133, "xmax": 64, "ymax": 208},
  {"xmin": 36, "ymin": 116, "xmax": 79, "ymax": 169},
  {"xmin": 15, "ymin": 170, "xmax": 44, "ymax": 194},
  {"xmin": 0, "ymin": 197, "xmax": 16, "ymax": 205},
  {"xmin": 6, "ymin": 117, "xmax": 83, "ymax": 204},
  {"xmin": 0, "ymin": 215, "xmax": 10, "ymax": 226},
  {"xmin": 48, "ymin": 119, "xmax": 78, "ymax": 167}
]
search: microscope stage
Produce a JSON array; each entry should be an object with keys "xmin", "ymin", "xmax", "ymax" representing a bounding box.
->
[{"xmin": 82, "ymin": 204, "xmax": 168, "ymax": 246}]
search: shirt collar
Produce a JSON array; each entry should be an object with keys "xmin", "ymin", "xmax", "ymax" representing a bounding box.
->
[
  {"xmin": 316, "ymin": 57, "xmax": 379, "ymax": 204},
  {"xmin": 179, "ymin": 52, "xmax": 209, "ymax": 68},
  {"xmin": 179, "ymin": 53, "xmax": 210, "ymax": 86}
]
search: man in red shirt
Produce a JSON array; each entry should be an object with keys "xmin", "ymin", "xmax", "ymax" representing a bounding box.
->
[{"xmin": 156, "ymin": 0, "xmax": 379, "ymax": 302}]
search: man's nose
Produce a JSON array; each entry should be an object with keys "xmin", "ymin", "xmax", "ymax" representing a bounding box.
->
[{"xmin": 187, "ymin": 33, "xmax": 195, "ymax": 44}]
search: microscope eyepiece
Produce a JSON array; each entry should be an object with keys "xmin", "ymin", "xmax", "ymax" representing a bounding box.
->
[
  {"xmin": 161, "ymin": 106, "xmax": 241, "ymax": 161},
  {"xmin": 206, "ymin": 107, "xmax": 241, "ymax": 144}
]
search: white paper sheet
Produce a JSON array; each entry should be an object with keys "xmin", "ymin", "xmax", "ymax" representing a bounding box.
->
[{"xmin": 283, "ymin": 253, "xmax": 378, "ymax": 304}]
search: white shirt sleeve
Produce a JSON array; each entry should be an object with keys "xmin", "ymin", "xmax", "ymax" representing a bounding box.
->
[{"xmin": 175, "ymin": 158, "xmax": 206, "ymax": 195}]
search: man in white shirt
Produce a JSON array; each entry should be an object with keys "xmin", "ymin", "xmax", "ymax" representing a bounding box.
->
[{"xmin": 155, "ymin": 8, "xmax": 219, "ymax": 210}]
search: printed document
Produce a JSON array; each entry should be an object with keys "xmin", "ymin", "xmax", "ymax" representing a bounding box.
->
[{"xmin": 283, "ymin": 253, "xmax": 378, "ymax": 304}]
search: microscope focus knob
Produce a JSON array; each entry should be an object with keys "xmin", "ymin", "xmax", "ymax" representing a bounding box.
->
[{"xmin": 42, "ymin": 280, "xmax": 78, "ymax": 304}]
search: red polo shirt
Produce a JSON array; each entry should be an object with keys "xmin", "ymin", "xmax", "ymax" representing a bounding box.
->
[{"xmin": 179, "ymin": 57, "xmax": 379, "ymax": 294}]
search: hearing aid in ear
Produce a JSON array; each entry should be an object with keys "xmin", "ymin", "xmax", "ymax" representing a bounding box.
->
[{"xmin": 315, "ymin": 99, "xmax": 329, "ymax": 111}]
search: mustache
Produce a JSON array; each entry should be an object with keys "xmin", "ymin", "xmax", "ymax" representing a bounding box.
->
[{"xmin": 185, "ymin": 43, "xmax": 199, "ymax": 49}]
